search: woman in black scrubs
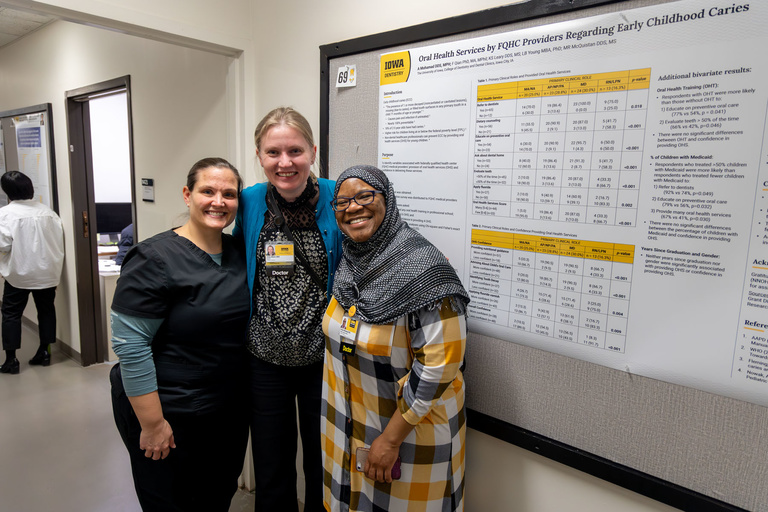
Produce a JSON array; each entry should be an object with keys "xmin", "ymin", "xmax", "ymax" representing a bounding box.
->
[{"xmin": 109, "ymin": 157, "xmax": 250, "ymax": 511}]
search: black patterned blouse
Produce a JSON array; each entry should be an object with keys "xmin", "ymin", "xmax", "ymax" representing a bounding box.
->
[{"xmin": 247, "ymin": 181, "xmax": 328, "ymax": 366}]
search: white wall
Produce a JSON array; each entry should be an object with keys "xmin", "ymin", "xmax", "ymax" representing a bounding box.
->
[
  {"xmin": 467, "ymin": 430, "xmax": 677, "ymax": 512},
  {"xmin": 0, "ymin": 19, "xmax": 232, "ymax": 353},
  {"xmin": 0, "ymin": 1, "xmax": 681, "ymax": 510},
  {"xmin": 0, "ymin": 0, "xmax": 259, "ymax": 182}
]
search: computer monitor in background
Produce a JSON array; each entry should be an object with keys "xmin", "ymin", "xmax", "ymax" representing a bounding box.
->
[{"xmin": 95, "ymin": 202, "xmax": 132, "ymax": 240}]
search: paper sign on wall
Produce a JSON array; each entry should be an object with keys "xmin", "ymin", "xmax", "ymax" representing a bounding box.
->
[
  {"xmin": 141, "ymin": 178, "xmax": 154, "ymax": 202},
  {"xmin": 336, "ymin": 65, "xmax": 356, "ymax": 88}
]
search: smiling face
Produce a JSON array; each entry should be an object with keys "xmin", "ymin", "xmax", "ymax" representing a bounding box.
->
[
  {"xmin": 257, "ymin": 124, "xmax": 316, "ymax": 201},
  {"xmin": 335, "ymin": 178, "xmax": 387, "ymax": 243},
  {"xmin": 183, "ymin": 166, "xmax": 239, "ymax": 233}
]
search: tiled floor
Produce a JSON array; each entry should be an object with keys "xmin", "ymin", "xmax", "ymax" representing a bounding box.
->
[{"xmin": 0, "ymin": 325, "xmax": 256, "ymax": 511}]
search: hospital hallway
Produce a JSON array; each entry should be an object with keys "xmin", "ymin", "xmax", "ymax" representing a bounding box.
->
[{"xmin": 0, "ymin": 323, "xmax": 256, "ymax": 511}]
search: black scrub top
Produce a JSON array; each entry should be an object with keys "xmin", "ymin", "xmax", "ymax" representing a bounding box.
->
[{"xmin": 112, "ymin": 230, "xmax": 250, "ymax": 416}]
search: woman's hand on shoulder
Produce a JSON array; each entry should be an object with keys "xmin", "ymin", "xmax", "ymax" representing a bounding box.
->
[{"xmin": 139, "ymin": 418, "xmax": 176, "ymax": 460}]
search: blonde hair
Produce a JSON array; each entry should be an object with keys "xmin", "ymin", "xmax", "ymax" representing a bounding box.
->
[{"xmin": 254, "ymin": 107, "xmax": 315, "ymax": 151}]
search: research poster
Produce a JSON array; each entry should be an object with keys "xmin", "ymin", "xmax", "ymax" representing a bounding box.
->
[
  {"xmin": 377, "ymin": 0, "xmax": 768, "ymax": 406},
  {"xmin": 14, "ymin": 113, "xmax": 52, "ymax": 208}
]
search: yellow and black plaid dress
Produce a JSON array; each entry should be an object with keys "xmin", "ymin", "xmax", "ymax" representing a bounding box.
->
[{"xmin": 321, "ymin": 296, "xmax": 467, "ymax": 511}]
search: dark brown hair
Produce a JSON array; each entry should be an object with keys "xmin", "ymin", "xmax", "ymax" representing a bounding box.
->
[{"xmin": 186, "ymin": 157, "xmax": 242, "ymax": 193}]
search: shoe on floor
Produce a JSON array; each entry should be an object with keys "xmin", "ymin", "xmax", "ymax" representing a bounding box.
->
[
  {"xmin": 29, "ymin": 351, "xmax": 51, "ymax": 366},
  {"xmin": 0, "ymin": 358, "xmax": 20, "ymax": 374}
]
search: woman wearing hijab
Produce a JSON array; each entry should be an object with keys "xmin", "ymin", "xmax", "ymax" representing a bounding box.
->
[{"xmin": 321, "ymin": 165, "xmax": 470, "ymax": 511}]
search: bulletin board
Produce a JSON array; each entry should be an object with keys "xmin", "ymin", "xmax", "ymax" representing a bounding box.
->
[
  {"xmin": 0, "ymin": 103, "xmax": 58, "ymax": 212},
  {"xmin": 320, "ymin": 0, "xmax": 768, "ymax": 510}
]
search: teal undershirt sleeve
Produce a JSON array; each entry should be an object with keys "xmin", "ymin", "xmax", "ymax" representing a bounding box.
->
[{"xmin": 111, "ymin": 310, "xmax": 164, "ymax": 397}]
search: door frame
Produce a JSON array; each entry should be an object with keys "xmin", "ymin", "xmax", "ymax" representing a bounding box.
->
[{"xmin": 65, "ymin": 75, "xmax": 136, "ymax": 365}]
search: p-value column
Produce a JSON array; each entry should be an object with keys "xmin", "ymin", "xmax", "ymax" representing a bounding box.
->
[
  {"xmin": 616, "ymin": 69, "xmax": 651, "ymax": 227},
  {"xmin": 606, "ymin": 244, "xmax": 634, "ymax": 352}
]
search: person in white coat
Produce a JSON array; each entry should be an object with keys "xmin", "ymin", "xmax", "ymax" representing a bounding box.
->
[{"xmin": 0, "ymin": 171, "xmax": 64, "ymax": 374}]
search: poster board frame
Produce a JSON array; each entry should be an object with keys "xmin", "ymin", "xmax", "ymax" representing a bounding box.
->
[{"xmin": 319, "ymin": 1, "xmax": 765, "ymax": 510}]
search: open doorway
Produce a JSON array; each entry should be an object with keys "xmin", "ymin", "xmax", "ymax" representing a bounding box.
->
[{"xmin": 66, "ymin": 76, "xmax": 136, "ymax": 366}]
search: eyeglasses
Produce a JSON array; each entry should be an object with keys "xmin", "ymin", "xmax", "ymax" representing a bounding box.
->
[{"xmin": 330, "ymin": 190, "xmax": 384, "ymax": 212}]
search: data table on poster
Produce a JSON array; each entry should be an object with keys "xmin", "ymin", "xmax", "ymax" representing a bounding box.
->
[
  {"xmin": 469, "ymin": 229, "xmax": 634, "ymax": 352},
  {"xmin": 473, "ymin": 68, "xmax": 650, "ymax": 227}
]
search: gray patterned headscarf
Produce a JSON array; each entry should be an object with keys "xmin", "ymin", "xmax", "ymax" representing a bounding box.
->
[{"xmin": 332, "ymin": 165, "xmax": 469, "ymax": 324}]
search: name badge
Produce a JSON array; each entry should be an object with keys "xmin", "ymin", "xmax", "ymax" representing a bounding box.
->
[
  {"xmin": 265, "ymin": 241, "xmax": 295, "ymax": 277},
  {"xmin": 339, "ymin": 313, "xmax": 359, "ymax": 356}
]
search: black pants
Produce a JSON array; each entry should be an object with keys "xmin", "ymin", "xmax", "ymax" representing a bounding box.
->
[
  {"xmin": 110, "ymin": 365, "xmax": 249, "ymax": 512},
  {"xmin": 248, "ymin": 357, "xmax": 324, "ymax": 512},
  {"xmin": 1, "ymin": 281, "xmax": 56, "ymax": 351}
]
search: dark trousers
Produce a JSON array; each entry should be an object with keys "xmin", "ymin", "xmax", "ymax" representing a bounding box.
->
[
  {"xmin": 110, "ymin": 365, "xmax": 249, "ymax": 512},
  {"xmin": 249, "ymin": 357, "xmax": 324, "ymax": 512},
  {"xmin": 1, "ymin": 281, "xmax": 56, "ymax": 351}
]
